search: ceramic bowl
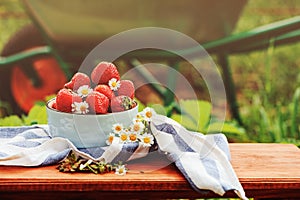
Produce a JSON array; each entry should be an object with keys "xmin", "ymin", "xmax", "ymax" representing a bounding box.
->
[{"xmin": 46, "ymin": 98, "xmax": 138, "ymax": 148}]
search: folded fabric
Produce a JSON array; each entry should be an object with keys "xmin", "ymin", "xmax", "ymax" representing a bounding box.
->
[{"xmin": 0, "ymin": 114, "xmax": 247, "ymax": 200}]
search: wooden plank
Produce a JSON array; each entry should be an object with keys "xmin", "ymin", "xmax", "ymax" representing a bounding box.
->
[
  {"xmin": 231, "ymin": 143, "xmax": 300, "ymax": 181},
  {"xmin": 0, "ymin": 143, "xmax": 299, "ymax": 199},
  {"xmin": 230, "ymin": 143, "xmax": 300, "ymax": 198}
]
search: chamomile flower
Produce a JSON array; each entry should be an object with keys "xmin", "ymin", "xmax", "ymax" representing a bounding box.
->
[
  {"xmin": 106, "ymin": 133, "xmax": 116, "ymax": 145},
  {"xmin": 112, "ymin": 123, "xmax": 124, "ymax": 134},
  {"xmin": 108, "ymin": 78, "xmax": 121, "ymax": 91},
  {"xmin": 136, "ymin": 113, "xmax": 143, "ymax": 120},
  {"xmin": 132, "ymin": 118, "xmax": 141, "ymax": 124},
  {"xmin": 119, "ymin": 131, "xmax": 129, "ymax": 143},
  {"xmin": 132, "ymin": 113, "xmax": 143, "ymax": 123},
  {"xmin": 115, "ymin": 164, "xmax": 127, "ymax": 175},
  {"xmin": 141, "ymin": 107, "xmax": 155, "ymax": 122},
  {"xmin": 71, "ymin": 101, "xmax": 89, "ymax": 114},
  {"xmin": 77, "ymin": 85, "xmax": 93, "ymax": 97},
  {"xmin": 139, "ymin": 133, "xmax": 154, "ymax": 147},
  {"xmin": 131, "ymin": 121, "xmax": 145, "ymax": 134}
]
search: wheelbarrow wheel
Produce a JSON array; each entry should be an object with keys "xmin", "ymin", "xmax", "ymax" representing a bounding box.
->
[{"xmin": 0, "ymin": 24, "xmax": 67, "ymax": 115}]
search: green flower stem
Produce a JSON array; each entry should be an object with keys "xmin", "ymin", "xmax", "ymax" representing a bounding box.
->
[{"xmin": 57, "ymin": 152, "xmax": 118, "ymax": 174}]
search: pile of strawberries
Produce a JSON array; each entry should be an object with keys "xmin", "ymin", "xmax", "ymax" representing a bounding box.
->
[{"xmin": 52, "ymin": 61, "xmax": 136, "ymax": 114}]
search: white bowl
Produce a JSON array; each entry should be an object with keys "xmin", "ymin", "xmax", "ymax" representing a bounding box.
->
[{"xmin": 46, "ymin": 98, "xmax": 138, "ymax": 148}]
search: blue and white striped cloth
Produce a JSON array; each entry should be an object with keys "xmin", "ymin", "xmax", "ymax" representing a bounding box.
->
[{"xmin": 0, "ymin": 114, "xmax": 247, "ymax": 199}]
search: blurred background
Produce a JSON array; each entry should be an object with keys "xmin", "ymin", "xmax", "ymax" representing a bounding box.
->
[{"xmin": 0, "ymin": 0, "xmax": 299, "ymax": 145}]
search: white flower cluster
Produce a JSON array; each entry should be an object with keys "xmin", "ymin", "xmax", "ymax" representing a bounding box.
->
[
  {"xmin": 71, "ymin": 85, "xmax": 92, "ymax": 114},
  {"xmin": 106, "ymin": 107, "xmax": 156, "ymax": 147}
]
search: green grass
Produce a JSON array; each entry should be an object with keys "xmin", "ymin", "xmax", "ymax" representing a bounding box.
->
[{"xmin": 229, "ymin": 0, "xmax": 300, "ymax": 144}]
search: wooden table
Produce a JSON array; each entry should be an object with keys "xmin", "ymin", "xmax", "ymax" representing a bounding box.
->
[{"xmin": 0, "ymin": 143, "xmax": 299, "ymax": 199}]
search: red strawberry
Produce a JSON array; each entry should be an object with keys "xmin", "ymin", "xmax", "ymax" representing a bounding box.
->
[
  {"xmin": 64, "ymin": 72, "xmax": 90, "ymax": 91},
  {"xmin": 110, "ymin": 95, "xmax": 135, "ymax": 112},
  {"xmin": 94, "ymin": 84, "xmax": 114, "ymax": 100},
  {"xmin": 86, "ymin": 91, "xmax": 109, "ymax": 114},
  {"xmin": 91, "ymin": 62, "xmax": 120, "ymax": 85},
  {"xmin": 56, "ymin": 88, "xmax": 82, "ymax": 113},
  {"xmin": 52, "ymin": 101, "xmax": 57, "ymax": 110},
  {"xmin": 117, "ymin": 80, "xmax": 135, "ymax": 99}
]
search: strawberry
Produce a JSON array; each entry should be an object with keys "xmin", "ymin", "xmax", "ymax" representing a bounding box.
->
[
  {"xmin": 94, "ymin": 84, "xmax": 114, "ymax": 100},
  {"xmin": 64, "ymin": 72, "xmax": 90, "ymax": 91},
  {"xmin": 52, "ymin": 101, "xmax": 57, "ymax": 110},
  {"xmin": 86, "ymin": 91, "xmax": 109, "ymax": 114},
  {"xmin": 110, "ymin": 95, "xmax": 135, "ymax": 112},
  {"xmin": 56, "ymin": 88, "xmax": 82, "ymax": 113},
  {"xmin": 91, "ymin": 62, "xmax": 120, "ymax": 85},
  {"xmin": 117, "ymin": 80, "xmax": 135, "ymax": 99}
]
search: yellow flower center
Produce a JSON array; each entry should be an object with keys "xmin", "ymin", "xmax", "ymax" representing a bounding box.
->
[
  {"xmin": 115, "ymin": 126, "xmax": 122, "ymax": 132},
  {"xmin": 120, "ymin": 134, "xmax": 127, "ymax": 141},
  {"xmin": 129, "ymin": 133, "xmax": 137, "ymax": 141},
  {"xmin": 80, "ymin": 105, "xmax": 87, "ymax": 112},
  {"xmin": 133, "ymin": 124, "xmax": 140, "ymax": 132},
  {"xmin": 136, "ymin": 114, "xmax": 142, "ymax": 119},
  {"xmin": 111, "ymin": 81, "xmax": 117, "ymax": 87},
  {"xmin": 145, "ymin": 111, "xmax": 152, "ymax": 118},
  {"xmin": 108, "ymin": 135, "xmax": 114, "ymax": 143},
  {"xmin": 143, "ymin": 137, "xmax": 151, "ymax": 144},
  {"xmin": 81, "ymin": 89, "xmax": 89, "ymax": 95},
  {"xmin": 118, "ymin": 167, "xmax": 124, "ymax": 174}
]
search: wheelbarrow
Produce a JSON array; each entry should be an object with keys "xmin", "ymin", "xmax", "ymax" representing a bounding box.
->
[{"xmin": 1, "ymin": 0, "xmax": 300, "ymax": 125}]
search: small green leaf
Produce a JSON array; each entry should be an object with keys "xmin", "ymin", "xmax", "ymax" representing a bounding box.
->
[
  {"xmin": 176, "ymin": 99, "xmax": 212, "ymax": 132},
  {"xmin": 148, "ymin": 103, "xmax": 168, "ymax": 116},
  {"xmin": 0, "ymin": 115, "xmax": 24, "ymax": 126},
  {"xmin": 207, "ymin": 122, "xmax": 249, "ymax": 142},
  {"xmin": 45, "ymin": 94, "xmax": 56, "ymax": 102},
  {"xmin": 134, "ymin": 98, "xmax": 146, "ymax": 112},
  {"xmin": 171, "ymin": 113, "xmax": 200, "ymax": 132},
  {"xmin": 23, "ymin": 104, "xmax": 47, "ymax": 125}
]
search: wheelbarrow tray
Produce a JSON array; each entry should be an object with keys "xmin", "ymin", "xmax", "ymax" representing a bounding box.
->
[{"xmin": 22, "ymin": 0, "xmax": 247, "ymax": 47}]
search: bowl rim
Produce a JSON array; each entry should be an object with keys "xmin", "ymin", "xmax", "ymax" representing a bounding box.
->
[{"xmin": 46, "ymin": 98, "xmax": 138, "ymax": 116}]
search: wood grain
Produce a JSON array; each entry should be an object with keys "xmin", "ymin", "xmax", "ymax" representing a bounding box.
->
[{"xmin": 0, "ymin": 143, "xmax": 299, "ymax": 199}]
